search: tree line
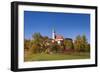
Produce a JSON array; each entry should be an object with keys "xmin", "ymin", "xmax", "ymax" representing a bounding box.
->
[{"xmin": 24, "ymin": 33, "xmax": 90, "ymax": 54}]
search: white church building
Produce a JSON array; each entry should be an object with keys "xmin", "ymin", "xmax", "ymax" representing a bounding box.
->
[{"xmin": 52, "ymin": 28, "xmax": 64, "ymax": 44}]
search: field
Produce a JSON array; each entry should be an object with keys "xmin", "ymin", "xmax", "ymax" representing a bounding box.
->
[{"xmin": 24, "ymin": 52, "xmax": 90, "ymax": 62}]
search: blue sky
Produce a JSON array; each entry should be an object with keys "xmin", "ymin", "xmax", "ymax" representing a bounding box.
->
[{"xmin": 24, "ymin": 11, "xmax": 90, "ymax": 43}]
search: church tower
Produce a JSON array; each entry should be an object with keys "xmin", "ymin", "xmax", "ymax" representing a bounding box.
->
[{"xmin": 52, "ymin": 28, "xmax": 56, "ymax": 39}]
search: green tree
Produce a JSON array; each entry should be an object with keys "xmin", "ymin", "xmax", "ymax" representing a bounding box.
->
[
  {"xmin": 81, "ymin": 35, "xmax": 88, "ymax": 52},
  {"xmin": 32, "ymin": 32, "xmax": 42, "ymax": 45},
  {"xmin": 31, "ymin": 33, "xmax": 43, "ymax": 53},
  {"xmin": 74, "ymin": 35, "xmax": 82, "ymax": 52},
  {"xmin": 64, "ymin": 39, "xmax": 73, "ymax": 49},
  {"xmin": 50, "ymin": 42, "xmax": 60, "ymax": 53},
  {"xmin": 31, "ymin": 33, "xmax": 51, "ymax": 53},
  {"xmin": 41, "ymin": 36, "xmax": 50, "ymax": 52},
  {"xmin": 74, "ymin": 35, "xmax": 90, "ymax": 52},
  {"xmin": 30, "ymin": 44, "xmax": 41, "ymax": 53},
  {"xmin": 84, "ymin": 44, "xmax": 90, "ymax": 52}
]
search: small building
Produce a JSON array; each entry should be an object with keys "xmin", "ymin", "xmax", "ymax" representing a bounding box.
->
[{"xmin": 52, "ymin": 28, "xmax": 64, "ymax": 44}]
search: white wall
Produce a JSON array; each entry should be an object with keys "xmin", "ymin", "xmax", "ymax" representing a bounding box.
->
[{"xmin": 0, "ymin": 0, "xmax": 99, "ymax": 73}]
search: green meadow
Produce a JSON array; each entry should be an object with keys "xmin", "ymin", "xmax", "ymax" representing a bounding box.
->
[{"xmin": 24, "ymin": 52, "xmax": 90, "ymax": 62}]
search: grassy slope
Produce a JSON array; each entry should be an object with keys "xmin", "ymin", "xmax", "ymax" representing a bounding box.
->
[{"xmin": 24, "ymin": 52, "xmax": 90, "ymax": 62}]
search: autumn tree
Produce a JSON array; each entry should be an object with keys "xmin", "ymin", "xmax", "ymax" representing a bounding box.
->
[
  {"xmin": 31, "ymin": 33, "xmax": 51, "ymax": 53},
  {"xmin": 74, "ymin": 35, "xmax": 90, "ymax": 52},
  {"xmin": 50, "ymin": 42, "xmax": 60, "ymax": 53},
  {"xmin": 31, "ymin": 33, "xmax": 43, "ymax": 53},
  {"xmin": 64, "ymin": 38, "xmax": 73, "ymax": 50},
  {"xmin": 24, "ymin": 39, "xmax": 32, "ymax": 56},
  {"xmin": 24, "ymin": 39, "xmax": 31, "ymax": 51}
]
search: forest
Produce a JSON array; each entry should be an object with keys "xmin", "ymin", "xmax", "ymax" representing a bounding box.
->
[{"xmin": 24, "ymin": 33, "xmax": 90, "ymax": 61}]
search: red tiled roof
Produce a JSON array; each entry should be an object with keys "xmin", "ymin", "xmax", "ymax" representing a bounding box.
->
[{"xmin": 56, "ymin": 35, "xmax": 63, "ymax": 39}]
